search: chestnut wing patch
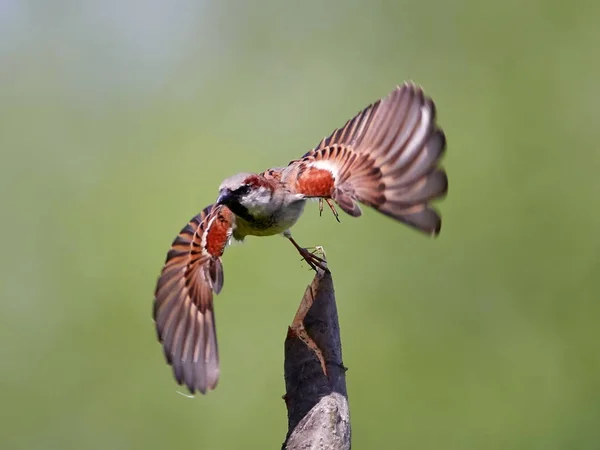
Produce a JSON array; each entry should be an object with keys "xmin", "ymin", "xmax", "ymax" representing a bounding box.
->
[
  {"xmin": 294, "ymin": 165, "xmax": 336, "ymax": 198},
  {"xmin": 204, "ymin": 206, "xmax": 234, "ymax": 259}
]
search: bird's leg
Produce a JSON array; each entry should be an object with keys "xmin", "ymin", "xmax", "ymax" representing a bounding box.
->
[
  {"xmin": 325, "ymin": 198, "xmax": 340, "ymax": 223},
  {"xmin": 318, "ymin": 198, "xmax": 340, "ymax": 222},
  {"xmin": 284, "ymin": 232, "xmax": 329, "ymax": 272}
]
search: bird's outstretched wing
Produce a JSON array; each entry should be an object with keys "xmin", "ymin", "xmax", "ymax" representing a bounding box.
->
[
  {"xmin": 286, "ymin": 82, "xmax": 447, "ymax": 235},
  {"xmin": 153, "ymin": 204, "xmax": 234, "ymax": 394}
]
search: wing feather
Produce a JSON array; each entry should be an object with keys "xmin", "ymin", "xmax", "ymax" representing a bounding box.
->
[
  {"xmin": 288, "ymin": 82, "xmax": 447, "ymax": 235},
  {"xmin": 153, "ymin": 204, "xmax": 234, "ymax": 394}
]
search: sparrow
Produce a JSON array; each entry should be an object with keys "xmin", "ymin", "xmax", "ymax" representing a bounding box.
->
[{"xmin": 153, "ymin": 82, "xmax": 448, "ymax": 394}]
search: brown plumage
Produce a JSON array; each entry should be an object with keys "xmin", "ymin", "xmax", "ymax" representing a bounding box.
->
[
  {"xmin": 285, "ymin": 81, "xmax": 447, "ymax": 234},
  {"xmin": 153, "ymin": 205, "xmax": 233, "ymax": 394},
  {"xmin": 153, "ymin": 81, "xmax": 448, "ymax": 394},
  {"xmin": 294, "ymin": 167, "xmax": 336, "ymax": 197}
]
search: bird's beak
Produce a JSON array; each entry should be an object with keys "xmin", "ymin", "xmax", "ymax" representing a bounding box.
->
[{"xmin": 216, "ymin": 189, "xmax": 232, "ymax": 205}]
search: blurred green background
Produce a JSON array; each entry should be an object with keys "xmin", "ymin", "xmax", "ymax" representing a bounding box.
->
[{"xmin": 2, "ymin": 1, "xmax": 600, "ymax": 449}]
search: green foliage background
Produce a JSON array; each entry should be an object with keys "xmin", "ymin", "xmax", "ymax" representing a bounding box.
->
[{"xmin": 2, "ymin": 1, "xmax": 599, "ymax": 448}]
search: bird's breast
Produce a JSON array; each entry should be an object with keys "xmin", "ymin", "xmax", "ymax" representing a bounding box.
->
[{"xmin": 232, "ymin": 199, "xmax": 306, "ymax": 239}]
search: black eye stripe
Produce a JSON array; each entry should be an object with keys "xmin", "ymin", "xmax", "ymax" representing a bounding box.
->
[{"xmin": 234, "ymin": 185, "xmax": 251, "ymax": 196}]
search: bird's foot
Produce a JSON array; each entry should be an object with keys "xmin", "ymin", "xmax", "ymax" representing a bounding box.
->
[
  {"xmin": 298, "ymin": 246, "xmax": 329, "ymax": 273},
  {"xmin": 286, "ymin": 235, "xmax": 330, "ymax": 272},
  {"xmin": 305, "ymin": 245, "xmax": 326, "ymax": 260}
]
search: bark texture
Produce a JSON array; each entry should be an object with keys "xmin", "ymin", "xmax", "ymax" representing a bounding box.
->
[{"xmin": 282, "ymin": 268, "xmax": 351, "ymax": 450}]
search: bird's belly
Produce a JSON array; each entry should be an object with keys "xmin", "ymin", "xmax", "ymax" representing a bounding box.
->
[{"xmin": 234, "ymin": 200, "xmax": 306, "ymax": 238}]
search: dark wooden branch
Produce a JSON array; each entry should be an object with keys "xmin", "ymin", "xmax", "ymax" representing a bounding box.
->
[{"xmin": 282, "ymin": 266, "xmax": 351, "ymax": 450}]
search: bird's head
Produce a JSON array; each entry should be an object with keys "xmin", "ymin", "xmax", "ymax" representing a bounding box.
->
[{"xmin": 217, "ymin": 173, "xmax": 274, "ymax": 219}]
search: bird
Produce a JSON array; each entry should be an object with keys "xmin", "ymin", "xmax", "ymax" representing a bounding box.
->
[{"xmin": 153, "ymin": 81, "xmax": 448, "ymax": 394}]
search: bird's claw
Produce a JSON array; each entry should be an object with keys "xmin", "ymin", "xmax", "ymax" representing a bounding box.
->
[
  {"xmin": 318, "ymin": 198, "xmax": 340, "ymax": 223},
  {"xmin": 298, "ymin": 246, "xmax": 329, "ymax": 272},
  {"xmin": 305, "ymin": 246, "xmax": 326, "ymax": 261}
]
